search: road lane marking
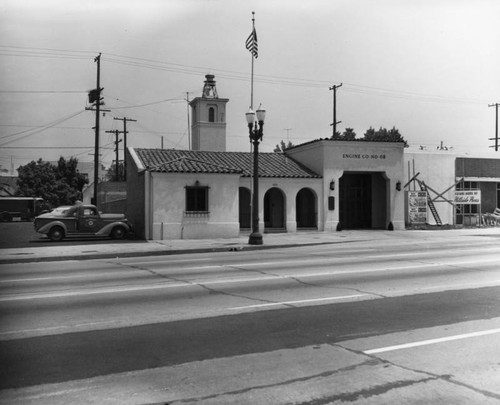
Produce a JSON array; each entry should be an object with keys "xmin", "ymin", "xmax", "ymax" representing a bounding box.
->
[
  {"xmin": 125, "ymin": 257, "xmax": 211, "ymax": 265},
  {"xmin": 0, "ymin": 272, "xmax": 138, "ymax": 283},
  {"xmin": 228, "ymin": 294, "xmax": 368, "ymax": 310},
  {"xmin": 0, "ymin": 276, "xmax": 278, "ymax": 301},
  {"xmin": 3, "ymin": 256, "xmax": 500, "ymax": 302},
  {"xmin": 418, "ymin": 279, "xmax": 500, "ymax": 292},
  {"xmin": 2, "ymin": 255, "xmax": 499, "ymax": 302},
  {"xmin": 138, "ymin": 255, "xmax": 500, "ymax": 274},
  {"xmin": 4, "ymin": 249, "xmax": 497, "ymax": 283},
  {"xmin": 364, "ymin": 245, "xmax": 500, "ymax": 259},
  {"xmin": 364, "ymin": 328, "xmax": 500, "ymax": 354},
  {"xmin": 3, "ymin": 254, "xmax": 497, "ymax": 285},
  {"xmin": 0, "ymin": 282, "xmax": 196, "ymax": 301}
]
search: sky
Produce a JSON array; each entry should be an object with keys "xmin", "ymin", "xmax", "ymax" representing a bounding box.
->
[{"xmin": 1, "ymin": 0, "xmax": 499, "ymax": 175}]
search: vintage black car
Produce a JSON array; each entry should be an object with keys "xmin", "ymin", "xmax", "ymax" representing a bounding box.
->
[{"xmin": 34, "ymin": 204, "xmax": 131, "ymax": 241}]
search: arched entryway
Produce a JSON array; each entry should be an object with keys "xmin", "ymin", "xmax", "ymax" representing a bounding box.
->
[
  {"xmin": 264, "ymin": 187, "xmax": 285, "ymax": 232},
  {"xmin": 238, "ymin": 187, "xmax": 251, "ymax": 229},
  {"xmin": 339, "ymin": 172, "xmax": 387, "ymax": 229},
  {"xmin": 296, "ymin": 188, "xmax": 317, "ymax": 229}
]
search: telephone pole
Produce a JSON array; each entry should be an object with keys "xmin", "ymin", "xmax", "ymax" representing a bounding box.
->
[
  {"xmin": 329, "ymin": 83, "xmax": 342, "ymax": 137},
  {"xmin": 85, "ymin": 53, "xmax": 109, "ymax": 206},
  {"xmin": 105, "ymin": 129, "xmax": 123, "ymax": 181},
  {"xmin": 186, "ymin": 92, "xmax": 191, "ymax": 150},
  {"xmin": 488, "ymin": 103, "xmax": 499, "ymax": 151},
  {"xmin": 113, "ymin": 117, "xmax": 137, "ymax": 180},
  {"xmin": 284, "ymin": 128, "xmax": 292, "ymax": 143}
]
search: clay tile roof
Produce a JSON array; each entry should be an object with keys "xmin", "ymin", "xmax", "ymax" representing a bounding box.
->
[{"xmin": 134, "ymin": 148, "xmax": 321, "ymax": 178}]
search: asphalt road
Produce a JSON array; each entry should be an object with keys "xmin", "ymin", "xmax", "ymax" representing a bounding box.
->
[
  {"xmin": 1, "ymin": 235, "xmax": 500, "ymax": 404},
  {"xmin": 2, "ymin": 287, "xmax": 500, "ymax": 390}
]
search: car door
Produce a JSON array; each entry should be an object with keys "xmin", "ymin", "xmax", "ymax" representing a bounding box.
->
[{"xmin": 78, "ymin": 207, "xmax": 101, "ymax": 233}]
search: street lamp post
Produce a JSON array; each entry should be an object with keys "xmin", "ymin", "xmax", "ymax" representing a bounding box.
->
[{"xmin": 246, "ymin": 106, "xmax": 266, "ymax": 245}]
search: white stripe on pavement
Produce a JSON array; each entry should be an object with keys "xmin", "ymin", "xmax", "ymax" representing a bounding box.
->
[
  {"xmin": 2, "ymin": 256, "xmax": 500, "ymax": 301},
  {"xmin": 364, "ymin": 328, "xmax": 500, "ymax": 354},
  {"xmin": 228, "ymin": 294, "xmax": 368, "ymax": 310}
]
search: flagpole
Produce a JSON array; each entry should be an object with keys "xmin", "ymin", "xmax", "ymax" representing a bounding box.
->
[
  {"xmin": 250, "ymin": 11, "xmax": 255, "ymax": 231},
  {"xmin": 250, "ymin": 11, "xmax": 255, "ymax": 110},
  {"xmin": 247, "ymin": 11, "xmax": 256, "ymax": 232}
]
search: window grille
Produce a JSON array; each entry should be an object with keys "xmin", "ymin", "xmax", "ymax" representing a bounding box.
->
[{"xmin": 185, "ymin": 185, "xmax": 209, "ymax": 215}]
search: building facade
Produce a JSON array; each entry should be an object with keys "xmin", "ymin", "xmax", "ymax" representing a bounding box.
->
[
  {"xmin": 126, "ymin": 148, "xmax": 323, "ymax": 240},
  {"xmin": 125, "ymin": 74, "xmax": 499, "ymax": 240},
  {"xmin": 404, "ymin": 152, "xmax": 500, "ymax": 227}
]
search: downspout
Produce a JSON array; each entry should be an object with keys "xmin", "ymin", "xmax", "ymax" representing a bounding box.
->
[
  {"xmin": 143, "ymin": 170, "xmax": 152, "ymax": 240},
  {"xmin": 148, "ymin": 172, "xmax": 154, "ymax": 240}
]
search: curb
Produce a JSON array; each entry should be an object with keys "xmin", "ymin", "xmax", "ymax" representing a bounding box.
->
[{"xmin": 0, "ymin": 240, "xmax": 361, "ymax": 265}]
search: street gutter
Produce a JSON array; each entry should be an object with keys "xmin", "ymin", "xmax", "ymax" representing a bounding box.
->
[{"xmin": 0, "ymin": 240, "xmax": 364, "ymax": 265}]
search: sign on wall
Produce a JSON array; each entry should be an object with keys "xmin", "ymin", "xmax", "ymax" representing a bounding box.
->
[
  {"xmin": 408, "ymin": 191, "xmax": 427, "ymax": 224},
  {"xmin": 454, "ymin": 190, "xmax": 481, "ymax": 204}
]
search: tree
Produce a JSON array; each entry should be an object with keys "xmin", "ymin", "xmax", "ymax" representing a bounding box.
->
[
  {"xmin": 274, "ymin": 140, "xmax": 294, "ymax": 153},
  {"xmin": 332, "ymin": 128, "xmax": 357, "ymax": 140},
  {"xmin": 16, "ymin": 157, "xmax": 88, "ymax": 207},
  {"xmin": 363, "ymin": 126, "xmax": 407, "ymax": 146},
  {"xmin": 105, "ymin": 161, "xmax": 125, "ymax": 182}
]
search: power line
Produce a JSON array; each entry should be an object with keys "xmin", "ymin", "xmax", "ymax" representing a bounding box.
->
[
  {"xmin": 100, "ymin": 52, "xmax": 487, "ymax": 105},
  {"xmin": 0, "ymin": 45, "xmax": 491, "ymax": 116},
  {"xmin": 107, "ymin": 97, "xmax": 182, "ymax": 109},
  {"xmin": 0, "ymin": 45, "xmax": 488, "ymax": 106},
  {"xmin": 0, "ymin": 110, "xmax": 86, "ymax": 146},
  {"xmin": 0, "ymin": 146, "xmax": 99, "ymax": 149},
  {"xmin": 0, "ymin": 44, "xmax": 97, "ymax": 54},
  {"xmin": 0, "ymin": 90, "xmax": 86, "ymax": 94}
]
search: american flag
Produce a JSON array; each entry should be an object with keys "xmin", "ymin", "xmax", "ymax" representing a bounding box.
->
[{"xmin": 245, "ymin": 27, "xmax": 258, "ymax": 58}]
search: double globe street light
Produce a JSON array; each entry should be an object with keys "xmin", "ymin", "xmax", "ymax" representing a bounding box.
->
[{"xmin": 246, "ymin": 106, "xmax": 266, "ymax": 245}]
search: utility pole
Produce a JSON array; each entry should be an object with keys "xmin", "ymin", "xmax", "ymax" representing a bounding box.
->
[
  {"xmin": 186, "ymin": 92, "xmax": 191, "ymax": 150},
  {"xmin": 85, "ymin": 54, "xmax": 109, "ymax": 206},
  {"xmin": 284, "ymin": 128, "xmax": 292, "ymax": 143},
  {"xmin": 113, "ymin": 117, "xmax": 137, "ymax": 180},
  {"xmin": 329, "ymin": 83, "xmax": 342, "ymax": 137},
  {"xmin": 488, "ymin": 103, "xmax": 499, "ymax": 151},
  {"xmin": 105, "ymin": 129, "xmax": 123, "ymax": 181}
]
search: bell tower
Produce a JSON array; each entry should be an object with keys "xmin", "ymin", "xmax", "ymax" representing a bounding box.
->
[{"xmin": 189, "ymin": 74, "xmax": 229, "ymax": 151}]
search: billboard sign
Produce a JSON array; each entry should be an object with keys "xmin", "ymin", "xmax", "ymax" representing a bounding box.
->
[
  {"xmin": 408, "ymin": 191, "xmax": 427, "ymax": 224},
  {"xmin": 454, "ymin": 190, "xmax": 481, "ymax": 204}
]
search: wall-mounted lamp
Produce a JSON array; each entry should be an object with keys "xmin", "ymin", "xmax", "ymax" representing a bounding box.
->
[
  {"xmin": 330, "ymin": 180, "xmax": 335, "ymax": 191},
  {"xmin": 195, "ymin": 180, "xmax": 200, "ymax": 187},
  {"xmin": 395, "ymin": 181, "xmax": 402, "ymax": 191}
]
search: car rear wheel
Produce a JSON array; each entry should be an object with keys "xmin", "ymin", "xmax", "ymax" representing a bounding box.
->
[
  {"xmin": 48, "ymin": 226, "xmax": 64, "ymax": 242},
  {"xmin": 111, "ymin": 226, "xmax": 126, "ymax": 240}
]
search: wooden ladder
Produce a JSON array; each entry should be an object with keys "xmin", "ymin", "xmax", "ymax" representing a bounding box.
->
[{"xmin": 418, "ymin": 180, "xmax": 442, "ymax": 226}]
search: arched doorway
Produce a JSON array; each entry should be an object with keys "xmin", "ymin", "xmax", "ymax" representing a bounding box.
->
[
  {"xmin": 239, "ymin": 187, "xmax": 251, "ymax": 229},
  {"xmin": 339, "ymin": 172, "xmax": 387, "ymax": 229},
  {"xmin": 296, "ymin": 188, "xmax": 317, "ymax": 228},
  {"xmin": 264, "ymin": 187, "xmax": 285, "ymax": 231}
]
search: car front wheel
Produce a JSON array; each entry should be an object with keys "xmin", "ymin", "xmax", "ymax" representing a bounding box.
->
[{"xmin": 48, "ymin": 226, "xmax": 64, "ymax": 242}]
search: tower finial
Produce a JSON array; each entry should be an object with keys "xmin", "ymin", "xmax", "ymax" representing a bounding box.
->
[{"xmin": 202, "ymin": 74, "xmax": 218, "ymax": 98}]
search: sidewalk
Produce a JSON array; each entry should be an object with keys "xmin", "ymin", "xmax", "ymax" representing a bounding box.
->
[{"xmin": 0, "ymin": 227, "xmax": 498, "ymax": 264}]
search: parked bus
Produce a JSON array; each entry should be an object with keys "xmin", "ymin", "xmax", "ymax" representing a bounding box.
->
[{"xmin": 0, "ymin": 197, "xmax": 48, "ymax": 222}]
